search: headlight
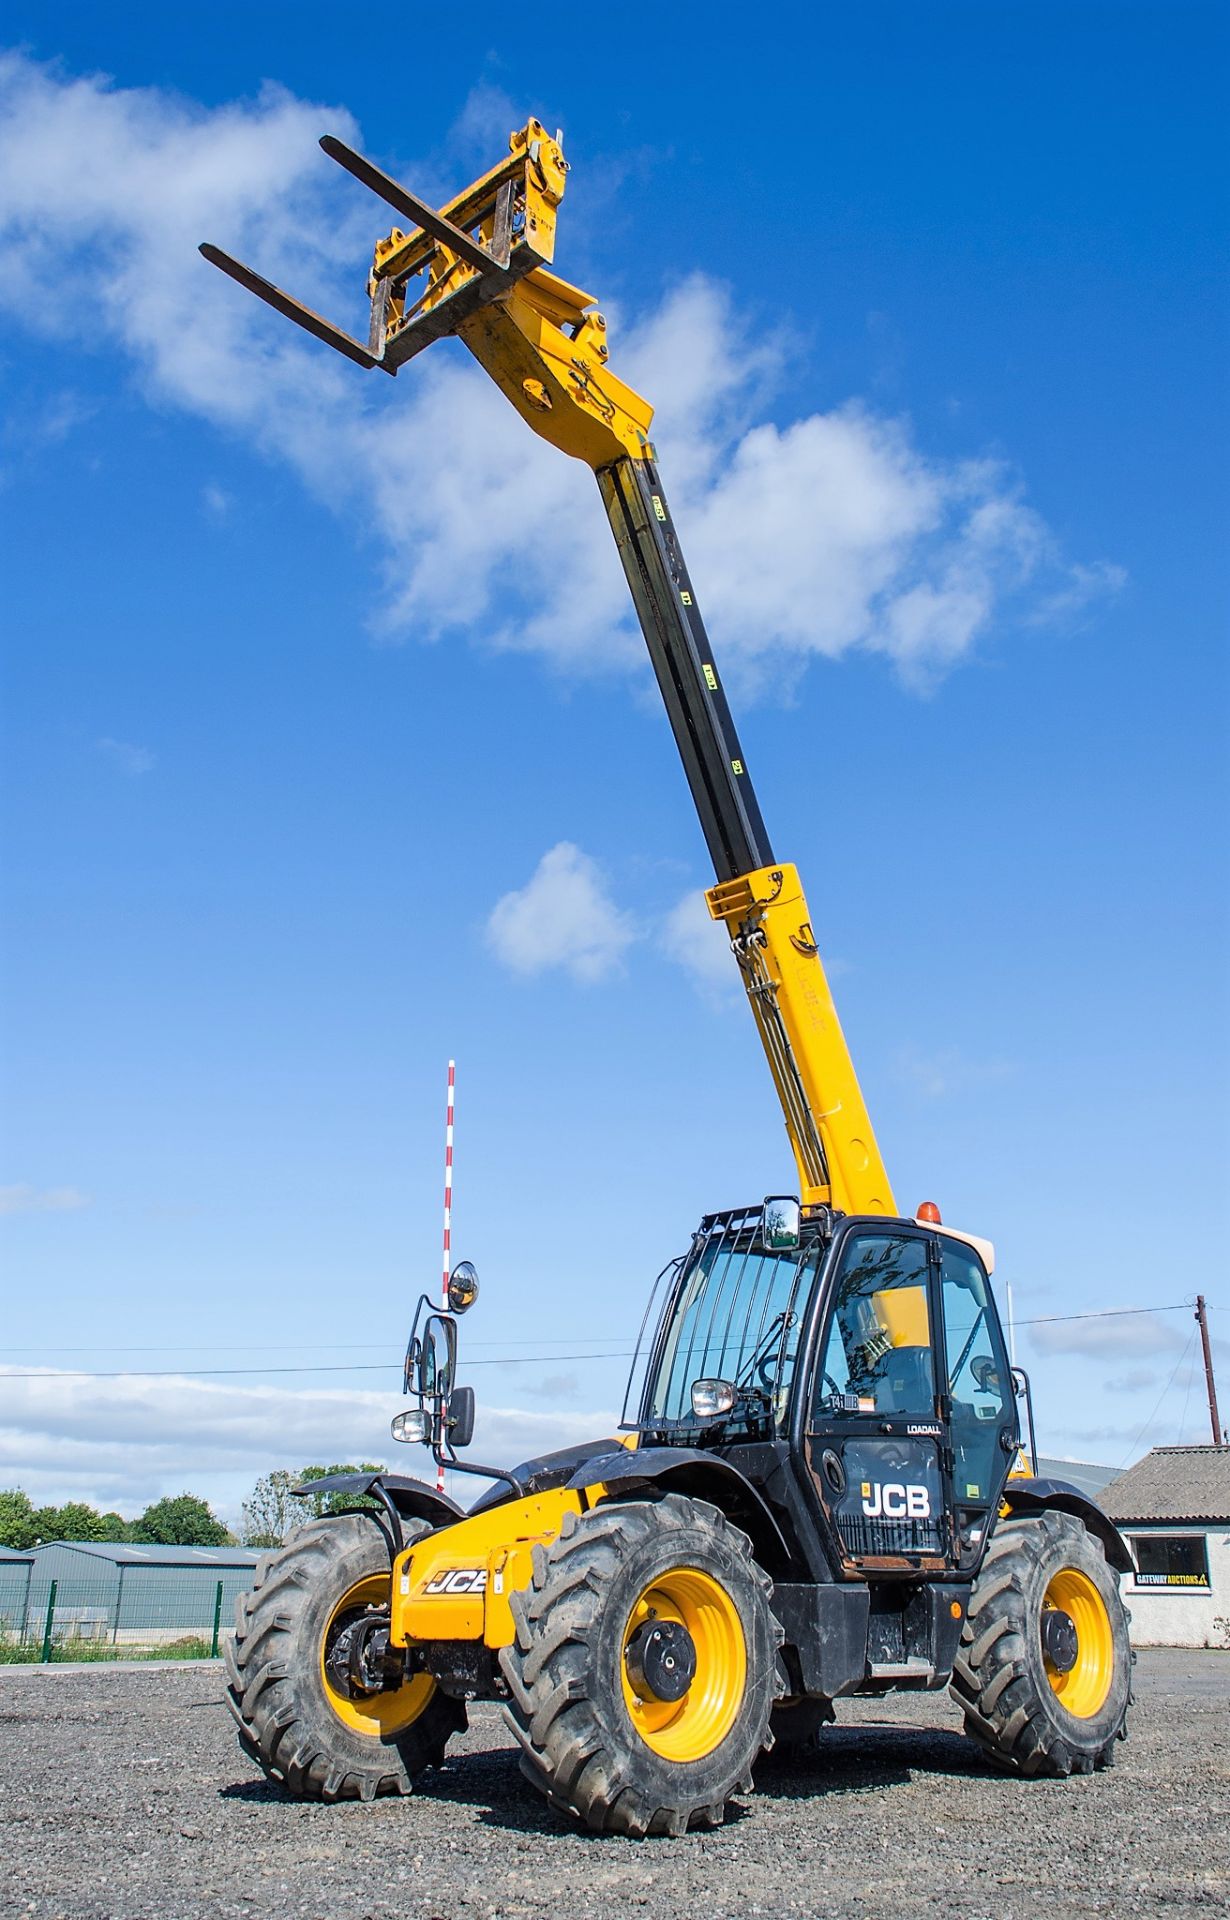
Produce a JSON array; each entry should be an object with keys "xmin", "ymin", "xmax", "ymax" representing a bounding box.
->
[
  {"xmin": 690, "ymin": 1378, "xmax": 736, "ymax": 1419},
  {"xmin": 391, "ymin": 1408, "xmax": 431, "ymax": 1444}
]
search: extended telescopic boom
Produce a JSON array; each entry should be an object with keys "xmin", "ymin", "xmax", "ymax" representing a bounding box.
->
[{"xmin": 202, "ymin": 118, "xmax": 895, "ymax": 1217}]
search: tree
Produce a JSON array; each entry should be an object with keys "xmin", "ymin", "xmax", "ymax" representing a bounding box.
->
[
  {"xmin": 240, "ymin": 1469, "xmax": 303, "ymax": 1548},
  {"xmin": 297, "ymin": 1463, "xmax": 385, "ymax": 1518},
  {"xmin": 98, "ymin": 1512, "xmax": 131, "ymax": 1542},
  {"xmin": 50, "ymin": 1501, "xmax": 113, "ymax": 1543},
  {"xmin": 0, "ymin": 1489, "xmax": 36, "ymax": 1550},
  {"xmin": 130, "ymin": 1493, "xmax": 231, "ymax": 1546},
  {"xmin": 239, "ymin": 1463, "xmax": 385, "ymax": 1548}
]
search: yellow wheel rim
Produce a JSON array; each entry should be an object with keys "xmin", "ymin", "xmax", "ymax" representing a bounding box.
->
[
  {"xmin": 620, "ymin": 1567, "xmax": 746, "ymax": 1762},
  {"xmin": 1042, "ymin": 1568, "xmax": 1113, "ymax": 1719},
  {"xmin": 320, "ymin": 1574, "xmax": 435, "ymax": 1737}
]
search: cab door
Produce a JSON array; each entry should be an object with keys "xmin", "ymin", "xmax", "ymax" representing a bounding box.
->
[
  {"xmin": 804, "ymin": 1225, "xmax": 952, "ymax": 1572},
  {"xmin": 936, "ymin": 1235, "xmax": 1016, "ymax": 1569}
]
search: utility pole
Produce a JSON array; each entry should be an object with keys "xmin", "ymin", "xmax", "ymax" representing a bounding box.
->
[{"xmin": 1194, "ymin": 1295, "xmax": 1224, "ymax": 1446}]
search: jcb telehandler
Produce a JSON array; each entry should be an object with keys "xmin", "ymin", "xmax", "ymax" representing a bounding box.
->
[{"xmin": 204, "ymin": 118, "xmax": 1133, "ymax": 1836}]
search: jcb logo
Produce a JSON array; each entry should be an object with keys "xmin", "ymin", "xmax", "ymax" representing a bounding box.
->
[
  {"xmin": 860, "ymin": 1481, "xmax": 931, "ymax": 1520},
  {"xmin": 423, "ymin": 1568, "xmax": 487, "ymax": 1595}
]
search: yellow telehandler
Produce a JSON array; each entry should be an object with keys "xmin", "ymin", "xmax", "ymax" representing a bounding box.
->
[{"xmin": 203, "ymin": 118, "xmax": 1133, "ymax": 1836}]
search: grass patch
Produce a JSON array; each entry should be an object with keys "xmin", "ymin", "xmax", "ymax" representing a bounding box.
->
[{"xmin": 0, "ymin": 1630, "xmax": 217, "ymax": 1664}]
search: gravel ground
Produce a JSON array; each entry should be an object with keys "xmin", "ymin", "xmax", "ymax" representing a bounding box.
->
[{"xmin": 0, "ymin": 1648, "xmax": 1226, "ymax": 1920}]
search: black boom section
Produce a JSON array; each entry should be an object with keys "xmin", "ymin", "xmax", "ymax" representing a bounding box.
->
[{"xmin": 598, "ymin": 457, "xmax": 774, "ymax": 884}]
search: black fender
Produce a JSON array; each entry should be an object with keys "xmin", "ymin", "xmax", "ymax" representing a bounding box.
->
[
  {"xmin": 468, "ymin": 1438, "xmax": 627, "ymax": 1514},
  {"xmin": 567, "ymin": 1446, "xmax": 795, "ymax": 1579},
  {"xmin": 1000, "ymin": 1477, "xmax": 1133, "ymax": 1574},
  {"xmin": 293, "ymin": 1471, "xmax": 465, "ymax": 1555}
]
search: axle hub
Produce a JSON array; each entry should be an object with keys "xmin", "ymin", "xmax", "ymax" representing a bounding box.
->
[
  {"xmin": 624, "ymin": 1617, "xmax": 697, "ymax": 1703},
  {"xmin": 1040, "ymin": 1606, "xmax": 1079, "ymax": 1675},
  {"xmin": 325, "ymin": 1608, "xmax": 398, "ymax": 1698}
]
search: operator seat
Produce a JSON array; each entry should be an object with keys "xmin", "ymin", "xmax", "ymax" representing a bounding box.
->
[{"xmin": 872, "ymin": 1346, "xmax": 934, "ymax": 1416}]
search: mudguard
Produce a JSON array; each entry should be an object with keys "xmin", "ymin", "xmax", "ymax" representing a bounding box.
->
[
  {"xmin": 468, "ymin": 1438, "xmax": 626, "ymax": 1513},
  {"xmin": 1000, "ymin": 1476, "xmax": 1133, "ymax": 1574},
  {"xmin": 294, "ymin": 1470, "xmax": 465, "ymax": 1534},
  {"xmin": 567, "ymin": 1445, "xmax": 795, "ymax": 1577}
]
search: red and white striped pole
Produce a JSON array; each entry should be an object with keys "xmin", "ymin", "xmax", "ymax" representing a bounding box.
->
[{"xmin": 437, "ymin": 1060, "xmax": 455, "ymax": 1494}]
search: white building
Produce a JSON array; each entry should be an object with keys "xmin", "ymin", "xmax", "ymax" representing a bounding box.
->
[{"xmin": 1102, "ymin": 1445, "xmax": 1230, "ymax": 1650}]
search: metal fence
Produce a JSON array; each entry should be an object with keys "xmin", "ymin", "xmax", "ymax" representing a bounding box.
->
[{"xmin": 0, "ymin": 1569, "xmax": 252, "ymax": 1663}]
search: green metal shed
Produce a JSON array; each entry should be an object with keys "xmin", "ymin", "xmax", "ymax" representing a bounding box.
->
[{"xmin": 24, "ymin": 1541, "xmax": 262, "ymax": 1645}]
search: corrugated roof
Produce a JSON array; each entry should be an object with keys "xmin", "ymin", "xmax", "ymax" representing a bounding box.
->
[
  {"xmin": 0, "ymin": 1547, "xmax": 35, "ymax": 1562},
  {"xmin": 28, "ymin": 1541, "xmax": 261, "ymax": 1565},
  {"xmin": 1101, "ymin": 1445, "xmax": 1230, "ymax": 1524},
  {"xmin": 1035, "ymin": 1455, "xmax": 1118, "ymax": 1500}
]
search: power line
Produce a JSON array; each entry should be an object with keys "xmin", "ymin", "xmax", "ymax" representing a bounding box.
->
[
  {"xmin": 0, "ymin": 1351, "xmax": 637, "ymax": 1382},
  {"xmin": 0, "ymin": 1300, "xmax": 1204, "ymax": 1383},
  {"xmin": 1014, "ymin": 1303, "xmax": 1189, "ymax": 1328},
  {"xmin": 1117, "ymin": 1330, "xmax": 1198, "ymax": 1470},
  {"xmin": 0, "ymin": 1335, "xmax": 631, "ymax": 1356}
]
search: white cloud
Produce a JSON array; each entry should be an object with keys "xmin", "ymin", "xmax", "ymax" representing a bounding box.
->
[
  {"xmin": 97, "ymin": 736, "xmax": 155, "ymax": 775},
  {"xmin": 894, "ymin": 1045, "xmax": 1015, "ymax": 1101},
  {"xmin": 1028, "ymin": 1311, "xmax": 1187, "ymax": 1362},
  {"xmin": 525, "ymin": 1372, "xmax": 582, "ymax": 1403},
  {"xmin": 0, "ymin": 54, "xmax": 1122, "ymax": 698},
  {"xmin": 0, "ymin": 1184, "xmax": 90, "ymax": 1216},
  {"xmin": 662, "ymin": 888, "xmax": 738, "ymax": 999},
  {"xmin": 0, "ymin": 1366, "xmax": 618, "ymax": 1518},
  {"xmin": 14, "ymin": 389, "xmax": 97, "ymax": 448},
  {"xmin": 486, "ymin": 842, "xmax": 636, "ymax": 983},
  {"xmin": 1104, "ymin": 1367, "xmax": 1163, "ymax": 1394},
  {"xmin": 202, "ymin": 481, "xmax": 231, "ymax": 518}
]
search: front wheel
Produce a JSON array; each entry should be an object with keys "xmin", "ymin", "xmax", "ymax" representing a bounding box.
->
[
  {"xmin": 501, "ymin": 1495, "xmax": 781, "ymax": 1835},
  {"xmin": 950, "ymin": 1509, "xmax": 1132, "ymax": 1777},
  {"xmin": 226, "ymin": 1512, "xmax": 466, "ymax": 1801}
]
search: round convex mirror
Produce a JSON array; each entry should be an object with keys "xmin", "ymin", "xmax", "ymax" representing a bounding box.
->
[{"xmin": 448, "ymin": 1260, "xmax": 479, "ymax": 1313}]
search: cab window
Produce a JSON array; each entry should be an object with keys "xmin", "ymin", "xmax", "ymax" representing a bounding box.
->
[
  {"xmin": 940, "ymin": 1238, "xmax": 1012, "ymax": 1506},
  {"xmin": 815, "ymin": 1232, "xmax": 936, "ymax": 1418}
]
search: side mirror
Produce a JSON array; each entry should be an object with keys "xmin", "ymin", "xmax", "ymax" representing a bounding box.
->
[
  {"xmin": 448, "ymin": 1384, "xmax": 476, "ymax": 1449},
  {"xmin": 762, "ymin": 1195, "xmax": 801, "ymax": 1250},
  {"xmin": 448, "ymin": 1261, "xmax": 479, "ymax": 1314},
  {"xmin": 971, "ymin": 1354, "xmax": 1002, "ymax": 1394},
  {"xmin": 417, "ymin": 1313, "xmax": 457, "ymax": 1399}
]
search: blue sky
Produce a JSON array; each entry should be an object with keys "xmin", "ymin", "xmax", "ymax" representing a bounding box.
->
[{"xmin": 1, "ymin": 2, "xmax": 1226, "ymax": 1522}]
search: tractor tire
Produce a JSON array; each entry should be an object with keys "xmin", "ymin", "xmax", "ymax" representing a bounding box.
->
[
  {"xmin": 225, "ymin": 1511, "xmax": 466, "ymax": 1801},
  {"xmin": 950, "ymin": 1509, "xmax": 1132, "ymax": 1777},
  {"xmin": 500, "ymin": 1494, "xmax": 781, "ymax": 1836}
]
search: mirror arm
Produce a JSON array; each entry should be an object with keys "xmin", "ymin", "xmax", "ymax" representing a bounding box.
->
[
  {"xmin": 363, "ymin": 1478, "xmax": 405, "ymax": 1558},
  {"xmin": 1011, "ymin": 1365, "xmax": 1037, "ymax": 1467},
  {"xmin": 434, "ymin": 1443, "xmax": 524, "ymax": 1498}
]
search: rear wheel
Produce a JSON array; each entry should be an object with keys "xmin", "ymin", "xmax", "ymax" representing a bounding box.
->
[
  {"xmin": 226, "ymin": 1512, "xmax": 466, "ymax": 1801},
  {"xmin": 500, "ymin": 1495, "xmax": 781, "ymax": 1835},
  {"xmin": 950, "ymin": 1509, "xmax": 1131, "ymax": 1777}
]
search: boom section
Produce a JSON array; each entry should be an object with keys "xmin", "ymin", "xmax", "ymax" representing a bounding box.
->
[
  {"xmin": 198, "ymin": 116, "xmax": 895, "ymax": 1217},
  {"xmin": 593, "ymin": 460, "xmax": 892, "ymax": 1216},
  {"xmin": 599, "ymin": 457, "xmax": 771, "ymax": 883}
]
